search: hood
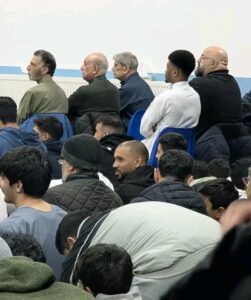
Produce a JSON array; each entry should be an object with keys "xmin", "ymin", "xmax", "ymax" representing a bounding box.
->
[
  {"xmin": 121, "ymin": 166, "xmax": 154, "ymax": 187},
  {"xmin": 96, "ymin": 286, "xmax": 142, "ymax": 300},
  {"xmin": 99, "ymin": 134, "xmax": 134, "ymax": 152},
  {"xmin": 44, "ymin": 139, "xmax": 63, "ymax": 153},
  {"xmin": 0, "ymin": 128, "xmax": 47, "ymax": 152}
]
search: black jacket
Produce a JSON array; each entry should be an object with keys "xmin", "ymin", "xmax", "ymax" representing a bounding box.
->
[
  {"xmin": 115, "ymin": 166, "xmax": 155, "ymax": 204},
  {"xmin": 43, "ymin": 172, "xmax": 122, "ymax": 213},
  {"xmin": 189, "ymin": 70, "xmax": 242, "ymax": 139},
  {"xmin": 132, "ymin": 179, "xmax": 206, "ymax": 214},
  {"xmin": 99, "ymin": 133, "xmax": 133, "ymax": 188}
]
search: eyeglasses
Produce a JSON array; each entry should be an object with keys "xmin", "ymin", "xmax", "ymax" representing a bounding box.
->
[
  {"xmin": 242, "ymin": 176, "xmax": 251, "ymax": 185},
  {"xmin": 58, "ymin": 157, "xmax": 64, "ymax": 165},
  {"xmin": 199, "ymin": 54, "xmax": 219, "ymax": 64}
]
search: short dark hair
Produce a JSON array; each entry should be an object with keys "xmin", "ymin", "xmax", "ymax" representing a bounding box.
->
[
  {"xmin": 75, "ymin": 244, "xmax": 133, "ymax": 296},
  {"xmin": 159, "ymin": 133, "xmax": 187, "ymax": 152},
  {"xmin": 34, "ymin": 49, "xmax": 56, "ymax": 76},
  {"xmin": 168, "ymin": 50, "xmax": 195, "ymax": 78},
  {"xmin": 208, "ymin": 159, "xmax": 231, "ymax": 178},
  {"xmin": 0, "ymin": 97, "xmax": 17, "ymax": 124},
  {"xmin": 192, "ymin": 160, "xmax": 209, "ymax": 179},
  {"xmin": 118, "ymin": 140, "xmax": 149, "ymax": 163},
  {"xmin": 0, "ymin": 231, "xmax": 46, "ymax": 263},
  {"xmin": 158, "ymin": 149, "xmax": 193, "ymax": 181},
  {"xmin": 55, "ymin": 210, "xmax": 91, "ymax": 254},
  {"xmin": 0, "ymin": 146, "xmax": 52, "ymax": 198},
  {"xmin": 199, "ymin": 178, "xmax": 239, "ymax": 210},
  {"xmin": 231, "ymin": 158, "xmax": 251, "ymax": 190},
  {"xmin": 34, "ymin": 116, "xmax": 63, "ymax": 140},
  {"xmin": 96, "ymin": 115, "xmax": 124, "ymax": 134}
]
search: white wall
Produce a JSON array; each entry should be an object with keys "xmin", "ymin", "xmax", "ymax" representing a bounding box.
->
[{"xmin": 0, "ymin": 0, "xmax": 250, "ymax": 76}]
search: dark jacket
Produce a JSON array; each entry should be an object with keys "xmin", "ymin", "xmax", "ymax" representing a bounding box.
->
[
  {"xmin": 189, "ymin": 70, "xmax": 242, "ymax": 139},
  {"xmin": 195, "ymin": 123, "xmax": 251, "ymax": 164},
  {"xmin": 44, "ymin": 139, "xmax": 62, "ymax": 179},
  {"xmin": 68, "ymin": 76, "xmax": 120, "ymax": 123},
  {"xmin": 115, "ymin": 166, "xmax": 155, "ymax": 204},
  {"xmin": 120, "ymin": 72, "xmax": 154, "ymax": 130},
  {"xmin": 43, "ymin": 172, "xmax": 122, "ymax": 213},
  {"xmin": 161, "ymin": 224, "xmax": 251, "ymax": 300},
  {"xmin": 132, "ymin": 179, "xmax": 206, "ymax": 214},
  {"xmin": 0, "ymin": 127, "xmax": 47, "ymax": 158},
  {"xmin": 99, "ymin": 133, "xmax": 134, "ymax": 187}
]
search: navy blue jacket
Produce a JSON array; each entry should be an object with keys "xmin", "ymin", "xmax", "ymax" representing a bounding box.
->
[
  {"xmin": 119, "ymin": 72, "xmax": 154, "ymax": 129},
  {"xmin": 0, "ymin": 127, "xmax": 47, "ymax": 158},
  {"xmin": 44, "ymin": 139, "xmax": 62, "ymax": 179}
]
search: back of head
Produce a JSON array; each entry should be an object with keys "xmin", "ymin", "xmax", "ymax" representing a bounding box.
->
[
  {"xmin": 231, "ymin": 157, "xmax": 251, "ymax": 190},
  {"xmin": 113, "ymin": 52, "xmax": 138, "ymax": 71},
  {"xmin": 75, "ymin": 243, "xmax": 133, "ymax": 296},
  {"xmin": 95, "ymin": 114, "xmax": 124, "ymax": 135},
  {"xmin": 62, "ymin": 134, "xmax": 102, "ymax": 172},
  {"xmin": 208, "ymin": 159, "xmax": 231, "ymax": 178},
  {"xmin": 168, "ymin": 50, "xmax": 195, "ymax": 79},
  {"xmin": 89, "ymin": 52, "xmax": 109, "ymax": 75},
  {"xmin": 34, "ymin": 116, "xmax": 63, "ymax": 140},
  {"xmin": 192, "ymin": 160, "xmax": 209, "ymax": 179},
  {"xmin": 159, "ymin": 133, "xmax": 187, "ymax": 152},
  {"xmin": 118, "ymin": 140, "xmax": 149, "ymax": 163},
  {"xmin": 158, "ymin": 149, "xmax": 193, "ymax": 181},
  {"xmin": 0, "ymin": 96, "xmax": 17, "ymax": 124},
  {"xmin": 56, "ymin": 210, "xmax": 92, "ymax": 254},
  {"xmin": 0, "ymin": 231, "xmax": 46, "ymax": 262},
  {"xmin": 34, "ymin": 49, "xmax": 56, "ymax": 76},
  {"xmin": 199, "ymin": 178, "xmax": 239, "ymax": 210},
  {"xmin": 0, "ymin": 146, "xmax": 52, "ymax": 198}
]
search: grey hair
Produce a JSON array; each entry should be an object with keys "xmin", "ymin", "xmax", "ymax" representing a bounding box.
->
[
  {"xmin": 113, "ymin": 52, "xmax": 138, "ymax": 70},
  {"xmin": 91, "ymin": 53, "xmax": 109, "ymax": 75}
]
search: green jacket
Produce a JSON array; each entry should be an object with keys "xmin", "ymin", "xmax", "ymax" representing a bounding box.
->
[
  {"xmin": 18, "ymin": 75, "xmax": 68, "ymax": 124},
  {"xmin": 0, "ymin": 256, "xmax": 93, "ymax": 300}
]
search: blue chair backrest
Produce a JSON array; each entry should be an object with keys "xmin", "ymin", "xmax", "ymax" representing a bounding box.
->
[
  {"xmin": 148, "ymin": 127, "xmax": 196, "ymax": 167},
  {"xmin": 127, "ymin": 110, "xmax": 145, "ymax": 141},
  {"xmin": 20, "ymin": 113, "xmax": 73, "ymax": 143}
]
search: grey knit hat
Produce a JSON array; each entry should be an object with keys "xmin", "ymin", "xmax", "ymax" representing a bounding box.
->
[
  {"xmin": 62, "ymin": 134, "xmax": 102, "ymax": 172},
  {"xmin": 0, "ymin": 237, "xmax": 12, "ymax": 259}
]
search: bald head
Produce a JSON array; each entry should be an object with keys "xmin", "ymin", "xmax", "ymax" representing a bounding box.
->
[
  {"xmin": 195, "ymin": 46, "xmax": 228, "ymax": 77},
  {"xmin": 81, "ymin": 52, "xmax": 108, "ymax": 82},
  {"xmin": 113, "ymin": 140, "xmax": 149, "ymax": 179}
]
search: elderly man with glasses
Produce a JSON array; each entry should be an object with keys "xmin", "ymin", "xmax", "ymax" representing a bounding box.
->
[{"xmin": 189, "ymin": 46, "xmax": 251, "ymax": 164}]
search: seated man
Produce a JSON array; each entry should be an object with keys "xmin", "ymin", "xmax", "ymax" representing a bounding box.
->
[
  {"xmin": 94, "ymin": 114, "xmax": 133, "ymax": 187},
  {"xmin": 74, "ymin": 243, "xmax": 142, "ymax": 299},
  {"xmin": 156, "ymin": 132, "xmax": 188, "ymax": 160},
  {"xmin": 199, "ymin": 178, "xmax": 239, "ymax": 221},
  {"xmin": 17, "ymin": 49, "xmax": 68, "ymax": 125},
  {"xmin": 0, "ymin": 96, "xmax": 46, "ymax": 158},
  {"xmin": 43, "ymin": 134, "xmax": 122, "ymax": 213},
  {"xmin": 132, "ymin": 150, "xmax": 206, "ymax": 214},
  {"xmin": 34, "ymin": 116, "xmax": 63, "ymax": 179},
  {"xmin": 208, "ymin": 158, "xmax": 231, "ymax": 178},
  {"xmin": 0, "ymin": 146, "xmax": 66, "ymax": 279},
  {"xmin": 112, "ymin": 52, "xmax": 154, "ymax": 130},
  {"xmin": 140, "ymin": 50, "xmax": 200, "ymax": 152},
  {"xmin": 68, "ymin": 52, "xmax": 120, "ymax": 133},
  {"xmin": 57, "ymin": 202, "xmax": 221, "ymax": 300},
  {"xmin": 113, "ymin": 140, "xmax": 154, "ymax": 204}
]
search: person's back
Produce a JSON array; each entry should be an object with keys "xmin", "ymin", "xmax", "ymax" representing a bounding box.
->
[
  {"xmin": 64, "ymin": 202, "xmax": 221, "ymax": 300},
  {"xmin": 17, "ymin": 50, "xmax": 68, "ymax": 124}
]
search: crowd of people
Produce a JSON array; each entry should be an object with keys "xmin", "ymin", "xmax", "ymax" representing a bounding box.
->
[{"xmin": 0, "ymin": 46, "xmax": 251, "ymax": 299}]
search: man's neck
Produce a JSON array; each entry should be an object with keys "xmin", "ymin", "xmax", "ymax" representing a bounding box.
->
[
  {"xmin": 15, "ymin": 195, "xmax": 51, "ymax": 212},
  {"xmin": 0, "ymin": 122, "xmax": 19, "ymax": 129}
]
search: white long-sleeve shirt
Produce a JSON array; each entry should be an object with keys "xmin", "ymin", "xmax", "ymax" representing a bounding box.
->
[{"xmin": 140, "ymin": 81, "xmax": 201, "ymax": 152}]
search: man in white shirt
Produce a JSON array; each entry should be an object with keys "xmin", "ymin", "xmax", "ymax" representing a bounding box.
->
[{"xmin": 140, "ymin": 50, "xmax": 201, "ymax": 153}]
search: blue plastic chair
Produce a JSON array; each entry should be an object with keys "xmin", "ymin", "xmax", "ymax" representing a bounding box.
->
[
  {"xmin": 127, "ymin": 110, "xmax": 145, "ymax": 140},
  {"xmin": 20, "ymin": 113, "xmax": 73, "ymax": 143},
  {"xmin": 148, "ymin": 127, "xmax": 196, "ymax": 167}
]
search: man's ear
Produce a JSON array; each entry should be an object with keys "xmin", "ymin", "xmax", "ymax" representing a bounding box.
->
[
  {"xmin": 40, "ymin": 132, "xmax": 50, "ymax": 141},
  {"xmin": 215, "ymin": 207, "xmax": 226, "ymax": 220},
  {"xmin": 66, "ymin": 236, "xmax": 76, "ymax": 250},
  {"xmin": 16, "ymin": 180, "xmax": 23, "ymax": 193},
  {"xmin": 84, "ymin": 286, "xmax": 94, "ymax": 295},
  {"xmin": 185, "ymin": 174, "xmax": 193, "ymax": 185}
]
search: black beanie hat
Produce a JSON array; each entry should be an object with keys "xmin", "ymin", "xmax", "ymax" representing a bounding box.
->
[
  {"xmin": 62, "ymin": 134, "xmax": 102, "ymax": 172},
  {"xmin": 168, "ymin": 50, "xmax": 195, "ymax": 77}
]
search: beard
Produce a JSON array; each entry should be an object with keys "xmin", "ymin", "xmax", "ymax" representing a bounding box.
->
[{"xmin": 194, "ymin": 66, "xmax": 203, "ymax": 77}]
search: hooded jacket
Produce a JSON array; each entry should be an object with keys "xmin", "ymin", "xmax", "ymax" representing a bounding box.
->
[
  {"xmin": 0, "ymin": 256, "xmax": 93, "ymax": 300},
  {"xmin": 99, "ymin": 133, "xmax": 134, "ymax": 187},
  {"xmin": 115, "ymin": 166, "xmax": 155, "ymax": 204},
  {"xmin": 0, "ymin": 127, "xmax": 46, "ymax": 158},
  {"xmin": 131, "ymin": 179, "xmax": 206, "ymax": 214},
  {"xmin": 44, "ymin": 139, "xmax": 63, "ymax": 179}
]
